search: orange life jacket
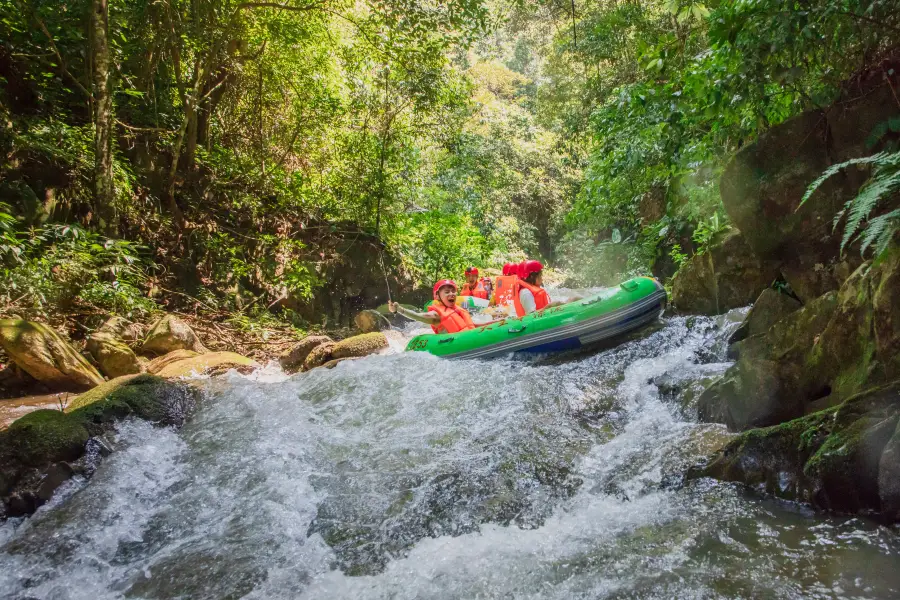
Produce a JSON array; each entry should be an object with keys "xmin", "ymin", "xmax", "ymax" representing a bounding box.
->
[
  {"xmin": 428, "ymin": 300, "xmax": 476, "ymax": 334},
  {"xmin": 493, "ymin": 275, "xmax": 518, "ymax": 308},
  {"xmin": 460, "ymin": 278, "xmax": 489, "ymax": 300},
  {"xmin": 512, "ymin": 280, "xmax": 550, "ymax": 317}
]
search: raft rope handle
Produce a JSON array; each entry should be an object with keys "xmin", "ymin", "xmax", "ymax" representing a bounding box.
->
[
  {"xmin": 438, "ymin": 337, "xmax": 455, "ymax": 344},
  {"xmin": 581, "ymin": 297, "xmax": 600, "ymax": 306},
  {"xmin": 507, "ymin": 326, "xmax": 527, "ymax": 334}
]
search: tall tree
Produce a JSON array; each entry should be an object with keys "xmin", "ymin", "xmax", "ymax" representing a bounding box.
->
[{"xmin": 91, "ymin": 0, "xmax": 115, "ymax": 234}]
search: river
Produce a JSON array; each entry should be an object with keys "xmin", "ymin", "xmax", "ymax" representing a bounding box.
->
[{"xmin": 1, "ymin": 312, "xmax": 899, "ymax": 599}]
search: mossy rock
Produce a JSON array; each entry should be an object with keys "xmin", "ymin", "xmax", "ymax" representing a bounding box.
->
[
  {"xmin": 86, "ymin": 331, "xmax": 144, "ymax": 378},
  {"xmin": 354, "ymin": 309, "xmax": 391, "ymax": 333},
  {"xmin": 303, "ymin": 342, "xmax": 335, "ymax": 371},
  {"xmin": 152, "ymin": 351, "xmax": 257, "ymax": 378},
  {"xmin": 694, "ymin": 381, "xmax": 900, "ymax": 519},
  {"xmin": 699, "ymin": 291, "xmax": 839, "ymax": 431},
  {"xmin": 1, "ymin": 409, "xmax": 90, "ymax": 468},
  {"xmin": 671, "ymin": 229, "xmax": 779, "ymax": 316},
  {"xmin": 0, "ymin": 319, "xmax": 104, "ymax": 391},
  {"xmin": 728, "ymin": 288, "xmax": 802, "ymax": 345},
  {"xmin": 331, "ymin": 332, "xmax": 388, "ymax": 360},
  {"xmin": 279, "ymin": 336, "xmax": 332, "ymax": 374},
  {"xmin": 146, "ymin": 349, "xmax": 200, "ymax": 374},
  {"xmin": 141, "ymin": 314, "xmax": 208, "ymax": 356},
  {"xmin": 1, "ymin": 374, "xmax": 200, "ymax": 515},
  {"xmin": 65, "ymin": 373, "xmax": 197, "ymax": 426}
]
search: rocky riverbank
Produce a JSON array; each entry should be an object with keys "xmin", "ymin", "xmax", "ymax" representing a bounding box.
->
[
  {"xmin": 0, "ymin": 307, "xmax": 396, "ymax": 519},
  {"xmin": 676, "ymin": 67, "xmax": 900, "ymax": 521}
]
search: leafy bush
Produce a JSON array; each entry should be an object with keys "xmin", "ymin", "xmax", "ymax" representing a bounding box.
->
[{"xmin": 0, "ymin": 219, "xmax": 156, "ymax": 318}]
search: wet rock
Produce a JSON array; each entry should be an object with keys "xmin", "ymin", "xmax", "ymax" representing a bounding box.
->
[
  {"xmin": 151, "ymin": 351, "xmax": 258, "ymax": 378},
  {"xmin": 97, "ymin": 316, "xmax": 144, "ymax": 343},
  {"xmin": 720, "ymin": 76, "xmax": 900, "ymax": 302},
  {"xmin": 146, "ymin": 349, "xmax": 199, "ymax": 374},
  {"xmin": 86, "ymin": 331, "xmax": 144, "ymax": 378},
  {"xmin": 354, "ymin": 309, "xmax": 391, "ymax": 333},
  {"xmin": 303, "ymin": 342, "xmax": 335, "ymax": 371},
  {"xmin": 65, "ymin": 374, "xmax": 199, "ymax": 424},
  {"xmin": 141, "ymin": 314, "xmax": 208, "ymax": 356},
  {"xmin": 693, "ymin": 382, "xmax": 900, "ymax": 518},
  {"xmin": 809, "ymin": 253, "xmax": 900, "ymax": 400},
  {"xmin": 322, "ymin": 357, "xmax": 362, "ymax": 370},
  {"xmin": 1, "ymin": 374, "xmax": 200, "ymax": 517},
  {"xmin": 0, "ymin": 319, "xmax": 104, "ymax": 392},
  {"xmin": 671, "ymin": 229, "xmax": 779, "ymax": 315},
  {"xmin": 2, "ymin": 409, "xmax": 90, "ymax": 468},
  {"xmin": 279, "ymin": 335, "xmax": 332, "ymax": 374},
  {"xmin": 36, "ymin": 461, "xmax": 74, "ymax": 502},
  {"xmin": 331, "ymin": 332, "xmax": 388, "ymax": 360},
  {"xmin": 698, "ymin": 291, "xmax": 839, "ymax": 431},
  {"xmin": 879, "ymin": 419, "xmax": 900, "ymax": 521},
  {"xmin": 728, "ymin": 288, "xmax": 802, "ymax": 346}
]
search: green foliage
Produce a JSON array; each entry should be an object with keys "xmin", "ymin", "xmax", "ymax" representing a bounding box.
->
[
  {"xmin": 542, "ymin": 0, "xmax": 899, "ymax": 273},
  {"xmin": 691, "ymin": 212, "xmax": 728, "ymax": 254},
  {"xmin": 669, "ymin": 244, "xmax": 689, "ymax": 268},
  {"xmin": 0, "ymin": 220, "xmax": 156, "ymax": 317},
  {"xmin": 389, "ymin": 211, "xmax": 490, "ymax": 284},
  {"xmin": 800, "ymin": 151, "xmax": 900, "ymax": 258}
]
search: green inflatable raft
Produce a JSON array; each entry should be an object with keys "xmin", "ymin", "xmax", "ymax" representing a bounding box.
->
[{"xmin": 405, "ymin": 276, "xmax": 666, "ymax": 359}]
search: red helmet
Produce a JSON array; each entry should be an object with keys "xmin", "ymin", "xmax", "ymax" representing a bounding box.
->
[
  {"xmin": 465, "ymin": 266, "xmax": 479, "ymax": 276},
  {"xmin": 502, "ymin": 263, "xmax": 512, "ymax": 276},
  {"xmin": 521, "ymin": 260, "xmax": 544, "ymax": 278},
  {"xmin": 433, "ymin": 279, "xmax": 458, "ymax": 299}
]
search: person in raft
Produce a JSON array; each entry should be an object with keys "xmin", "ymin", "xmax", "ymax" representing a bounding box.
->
[
  {"xmin": 388, "ymin": 279, "xmax": 475, "ymax": 334},
  {"xmin": 512, "ymin": 259, "xmax": 570, "ymax": 317},
  {"xmin": 460, "ymin": 266, "xmax": 490, "ymax": 299}
]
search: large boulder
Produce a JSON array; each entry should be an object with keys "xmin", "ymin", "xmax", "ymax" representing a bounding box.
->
[
  {"xmin": 141, "ymin": 314, "xmax": 208, "ymax": 356},
  {"xmin": 728, "ymin": 288, "xmax": 802, "ymax": 346},
  {"xmin": 671, "ymin": 229, "xmax": 779, "ymax": 315},
  {"xmin": 151, "ymin": 351, "xmax": 258, "ymax": 378},
  {"xmin": 354, "ymin": 309, "xmax": 391, "ymax": 333},
  {"xmin": 331, "ymin": 332, "xmax": 389, "ymax": 360},
  {"xmin": 698, "ymin": 292, "xmax": 839, "ymax": 430},
  {"xmin": 303, "ymin": 342, "xmax": 336, "ymax": 371},
  {"xmin": 699, "ymin": 245, "xmax": 900, "ymax": 431},
  {"xmin": 0, "ymin": 320, "xmax": 104, "ymax": 391},
  {"xmin": 692, "ymin": 382, "xmax": 900, "ymax": 518},
  {"xmin": 85, "ymin": 331, "xmax": 144, "ymax": 379},
  {"xmin": 720, "ymin": 73, "xmax": 900, "ymax": 301},
  {"xmin": 146, "ymin": 349, "xmax": 199, "ymax": 374},
  {"xmin": 1, "ymin": 374, "xmax": 199, "ymax": 516},
  {"xmin": 279, "ymin": 335, "xmax": 332, "ymax": 374},
  {"xmin": 97, "ymin": 316, "xmax": 144, "ymax": 343}
]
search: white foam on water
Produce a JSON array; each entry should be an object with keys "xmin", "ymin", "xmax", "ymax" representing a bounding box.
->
[{"xmin": 2, "ymin": 315, "xmax": 899, "ymax": 599}]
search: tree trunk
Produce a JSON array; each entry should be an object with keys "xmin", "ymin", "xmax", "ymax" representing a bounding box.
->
[{"xmin": 91, "ymin": 0, "xmax": 115, "ymax": 235}]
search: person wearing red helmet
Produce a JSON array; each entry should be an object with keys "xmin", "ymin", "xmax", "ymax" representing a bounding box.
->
[
  {"xmin": 388, "ymin": 279, "xmax": 475, "ymax": 334},
  {"xmin": 460, "ymin": 266, "xmax": 490, "ymax": 300},
  {"xmin": 512, "ymin": 260, "xmax": 550, "ymax": 317}
]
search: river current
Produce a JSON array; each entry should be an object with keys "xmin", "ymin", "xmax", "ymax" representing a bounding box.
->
[{"xmin": 2, "ymin": 311, "xmax": 899, "ymax": 599}]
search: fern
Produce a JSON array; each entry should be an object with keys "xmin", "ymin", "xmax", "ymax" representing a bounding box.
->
[{"xmin": 799, "ymin": 150, "xmax": 900, "ymax": 257}]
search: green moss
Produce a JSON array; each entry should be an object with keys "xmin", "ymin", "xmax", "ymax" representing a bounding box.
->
[
  {"xmin": 1, "ymin": 409, "xmax": 90, "ymax": 467},
  {"xmin": 331, "ymin": 332, "xmax": 388, "ymax": 360},
  {"xmin": 68, "ymin": 374, "xmax": 195, "ymax": 429}
]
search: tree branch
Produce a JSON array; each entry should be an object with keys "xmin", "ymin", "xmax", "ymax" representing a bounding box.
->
[{"xmin": 15, "ymin": 0, "xmax": 91, "ymax": 98}]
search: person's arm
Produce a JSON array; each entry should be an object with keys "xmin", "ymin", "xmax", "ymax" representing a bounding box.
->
[{"xmin": 388, "ymin": 301, "xmax": 440, "ymax": 325}]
